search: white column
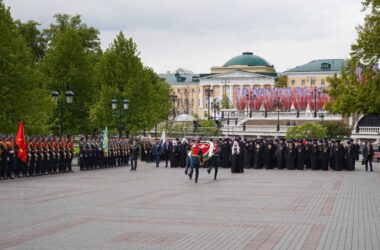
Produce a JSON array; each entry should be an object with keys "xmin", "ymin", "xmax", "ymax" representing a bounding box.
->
[
  {"xmin": 229, "ymin": 85, "xmax": 233, "ymax": 105},
  {"xmin": 219, "ymin": 84, "xmax": 223, "ymax": 101},
  {"xmin": 199, "ymin": 85, "xmax": 203, "ymax": 109}
]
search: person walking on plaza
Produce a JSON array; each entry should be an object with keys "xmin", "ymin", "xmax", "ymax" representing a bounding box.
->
[
  {"xmin": 162, "ymin": 138, "xmax": 171, "ymax": 168},
  {"xmin": 208, "ymin": 140, "xmax": 221, "ymax": 180},
  {"xmin": 189, "ymin": 140, "xmax": 203, "ymax": 183},
  {"xmin": 152, "ymin": 140, "xmax": 161, "ymax": 167},
  {"xmin": 130, "ymin": 140, "xmax": 139, "ymax": 171},
  {"xmin": 363, "ymin": 141, "xmax": 374, "ymax": 172}
]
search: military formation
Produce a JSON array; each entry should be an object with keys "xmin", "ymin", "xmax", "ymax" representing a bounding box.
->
[
  {"xmin": 78, "ymin": 136, "xmax": 136, "ymax": 170},
  {"xmin": 0, "ymin": 136, "xmax": 74, "ymax": 180}
]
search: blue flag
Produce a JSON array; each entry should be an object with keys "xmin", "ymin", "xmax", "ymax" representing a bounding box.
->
[{"xmin": 102, "ymin": 127, "xmax": 109, "ymax": 157}]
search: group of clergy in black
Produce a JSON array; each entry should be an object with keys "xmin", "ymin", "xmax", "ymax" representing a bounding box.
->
[
  {"xmin": 139, "ymin": 137, "xmax": 367, "ymax": 173},
  {"xmin": 224, "ymin": 138, "xmax": 361, "ymax": 172}
]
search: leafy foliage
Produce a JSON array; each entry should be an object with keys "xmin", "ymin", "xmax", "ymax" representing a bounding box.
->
[
  {"xmin": 321, "ymin": 121, "xmax": 352, "ymax": 139},
  {"xmin": 328, "ymin": 0, "xmax": 380, "ymax": 116},
  {"xmin": 286, "ymin": 122, "xmax": 327, "ymax": 139},
  {"xmin": 0, "ymin": 1, "xmax": 170, "ymax": 136}
]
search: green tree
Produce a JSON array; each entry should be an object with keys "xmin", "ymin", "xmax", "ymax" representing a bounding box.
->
[
  {"xmin": 40, "ymin": 26, "xmax": 95, "ymax": 134},
  {"xmin": 286, "ymin": 122, "xmax": 327, "ymax": 139},
  {"xmin": 15, "ymin": 20, "xmax": 47, "ymax": 62},
  {"xmin": 321, "ymin": 121, "xmax": 352, "ymax": 139},
  {"xmin": 0, "ymin": 0, "xmax": 52, "ymax": 134},
  {"xmin": 90, "ymin": 32, "xmax": 170, "ymax": 135},
  {"xmin": 275, "ymin": 75, "xmax": 288, "ymax": 88},
  {"xmin": 328, "ymin": 0, "xmax": 380, "ymax": 116}
]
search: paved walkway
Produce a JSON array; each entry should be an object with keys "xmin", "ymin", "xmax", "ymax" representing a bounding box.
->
[{"xmin": 0, "ymin": 162, "xmax": 379, "ymax": 249}]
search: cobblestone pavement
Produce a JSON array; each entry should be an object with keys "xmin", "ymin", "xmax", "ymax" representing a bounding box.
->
[{"xmin": 0, "ymin": 161, "xmax": 379, "ymax": 250}]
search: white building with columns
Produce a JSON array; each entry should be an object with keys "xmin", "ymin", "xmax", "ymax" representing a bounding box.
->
[{"xmin": 161, "ymin": 52, "xmax": 277, "ymax": 118}]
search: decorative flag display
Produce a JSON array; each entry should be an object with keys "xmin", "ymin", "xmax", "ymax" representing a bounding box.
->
[{"xmin": 233, "ymin": 87, "xmax": 330, "ymax": 111}]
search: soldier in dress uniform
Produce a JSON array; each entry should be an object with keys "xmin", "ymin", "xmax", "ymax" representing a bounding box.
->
[
  {"xmin": 0, "ymin": 136, "xmax": 8, "ymax": 179},
  {"xmin": 208, "ymin": 140, "xmax": 221, "ymax": 180},
  {"xmin": 54, "ymin": 137, "xmax": 60, "ymax": 173}
]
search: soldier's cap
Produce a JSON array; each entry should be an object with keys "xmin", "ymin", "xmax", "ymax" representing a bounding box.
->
[
  {"xmin": 287, "ymin": 140, "xmax": 293, "ymax": 143},
  {"xmin": 319, "ymin": 140, "xmax": 323, "ymax": 143}
]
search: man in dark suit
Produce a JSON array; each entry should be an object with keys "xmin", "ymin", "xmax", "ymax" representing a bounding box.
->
[
  {"xmin": 363, "ymin": 141, "xmax": 374, "ymax": 172},
  {"xmin": 130, "ymin": 140, "xmax": 139, "ymax": 171},
  {"xmin": 162, "ymin": 138, "xmax": 172, "ymax": 167}
]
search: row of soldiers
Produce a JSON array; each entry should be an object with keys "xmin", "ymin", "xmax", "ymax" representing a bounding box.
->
[
  {"xmin": 78, "ymin": 136, "xmax": 132, "ymax": 170},
  {"xmin": 0, "ymin": 135, "xmax": 74, "ymax": 180}
]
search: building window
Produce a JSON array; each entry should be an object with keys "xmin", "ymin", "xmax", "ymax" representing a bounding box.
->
[
  {"xmin": 321, "ymin": 79, "xmax": 325, "ymax": 85},
  {"xmin": 311, "ymin": 79, "xmax": 316, "ymax": 85},
  {"xmin": 291, "ymin": 80, "xmax": 295, "ymax": 85},
  {"xmin": 321, "ymin": 63, "xmax": 331, "ymax": 70},
  {"xmin": 301, "ymin": 79, "xmax": 305, "ymax": 85}
]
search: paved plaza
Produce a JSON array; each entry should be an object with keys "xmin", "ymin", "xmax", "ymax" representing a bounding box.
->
[{"xmin": 0, "ymin": 162, "xmax": 379, "ymax": 250}]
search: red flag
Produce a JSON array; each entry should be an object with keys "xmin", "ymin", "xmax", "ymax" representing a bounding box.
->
[{"xmin": 16, "ymin": 120, "xmax": 27, "ymax": 163}]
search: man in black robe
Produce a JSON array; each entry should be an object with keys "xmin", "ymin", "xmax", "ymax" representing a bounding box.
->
[
  {"xmin": 263, "ymin": 140, "xmax": 275, "ymax": 169},
  {"xmin": 304, "ymin": 139, "xmax": 311, "ymax": 169},
  {"xmin": 344, "ymin": 140, "xmax": 355, "ymax": 171},
  {"xmin": 275, "ymin": 139, "xmax": 286, "ymax": 169},
  {"xmin": 310, "ymin": 141, "xmax": 320, "ymax": 170},
  {"xmin": 221, "ymin": 140, "xmax": 230, "ymax": 168},
  {"xmin": 286, "ymin": 140, "xmax": 296, "ymax": 170},
  {"xmin": 320, "ymin": 140, "xmax": 330, "ymax": 171},
  {"xmin": 295, "ymin": 140, "xmax": 305, "ymax": 170},
  {"xmin": 333, "ymin": 140, "xmax": 344, "ymax": 171},
  {"xmin": 253, "ymin": 139, "xmax": 264, "ymax": 169}
]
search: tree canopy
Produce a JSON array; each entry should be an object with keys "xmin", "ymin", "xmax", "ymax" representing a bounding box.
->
[
  {"xmin": 328, "ymin": 0, "xmax": 380, "ymax": 116},
  {"xmin": 0, "ymin": 0, "xmax": 170, "ymax": 136}
]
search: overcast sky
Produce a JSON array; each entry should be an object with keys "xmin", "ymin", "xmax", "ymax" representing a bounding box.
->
[{"xmin": 5, "ymin": 0, "xmax": 365, "ymax": 73}]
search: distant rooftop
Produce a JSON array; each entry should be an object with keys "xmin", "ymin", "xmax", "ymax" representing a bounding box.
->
[
  {"xmin": 285, "ymin": 59, "xmax": 346, "ymax": 73},
  {"xmin": 159, "ymin": 73, "xmax": 212, "ymax": 85}
]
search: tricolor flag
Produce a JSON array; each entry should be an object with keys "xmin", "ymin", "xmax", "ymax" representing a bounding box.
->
[
  {"xmin": 16, "ymin": 120, "xmax": 26, "ymax": 163},
  {"xmin": 102, "ymin": 127, "xmax": 109, "ymax": 157}
]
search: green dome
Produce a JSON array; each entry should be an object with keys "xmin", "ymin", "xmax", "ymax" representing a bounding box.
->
[{"xmin": 223, "ymin": 52, "xmax": 272, "ymax": 67}]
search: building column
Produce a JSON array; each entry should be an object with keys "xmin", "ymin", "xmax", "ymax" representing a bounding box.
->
[
  {"xmin": 219, "ymin": 84, "xmax": 223, "ymax": 101},
  {"xmin": 199, "ymin": 85, "xmax": 203, "ymax": 109},
  {"xmin": 229, "ymin": 85, "xmax": 233, "ymax": 107}
]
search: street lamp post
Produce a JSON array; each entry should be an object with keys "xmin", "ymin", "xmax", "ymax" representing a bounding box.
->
[
  {"xmin": 205, "ymin": 85, "xmax": 213, "ymax": 120},
  {"xmin": 312, "ymin": 87, "xmax": 320, "ymax": 118},
  {"xmin": 51, "ymin": 90, "xmax": 74, "ymax": 136},
  {"xmin": 213, "ymin": 99, "xmax": 219, "ymax": 121},
  {"xmin": 246, "ymin": 93, "xmax": 249, "ymax": 114},
  {"xmin": 274, "ymin": 96, "xmax": 283, "ymax": 132},
  {"xmin": 169, "ymin": 93, "xmax": 178, "ymax": 118},
  {"xmin": 111, "ymin": 98, "xmax": 129, "ymax": 138},
  {"xmin": 319, "ymin": 112, "xmax": 325, "ymax": 123}
]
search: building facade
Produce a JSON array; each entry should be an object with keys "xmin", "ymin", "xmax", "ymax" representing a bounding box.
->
[
  {"xmin": 284, "ymin": 59, "xmax": 346, "ymax": 88},
  {"xmin": 160, "ymin": 52, "xmax": 277, "ymax": 118}
]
